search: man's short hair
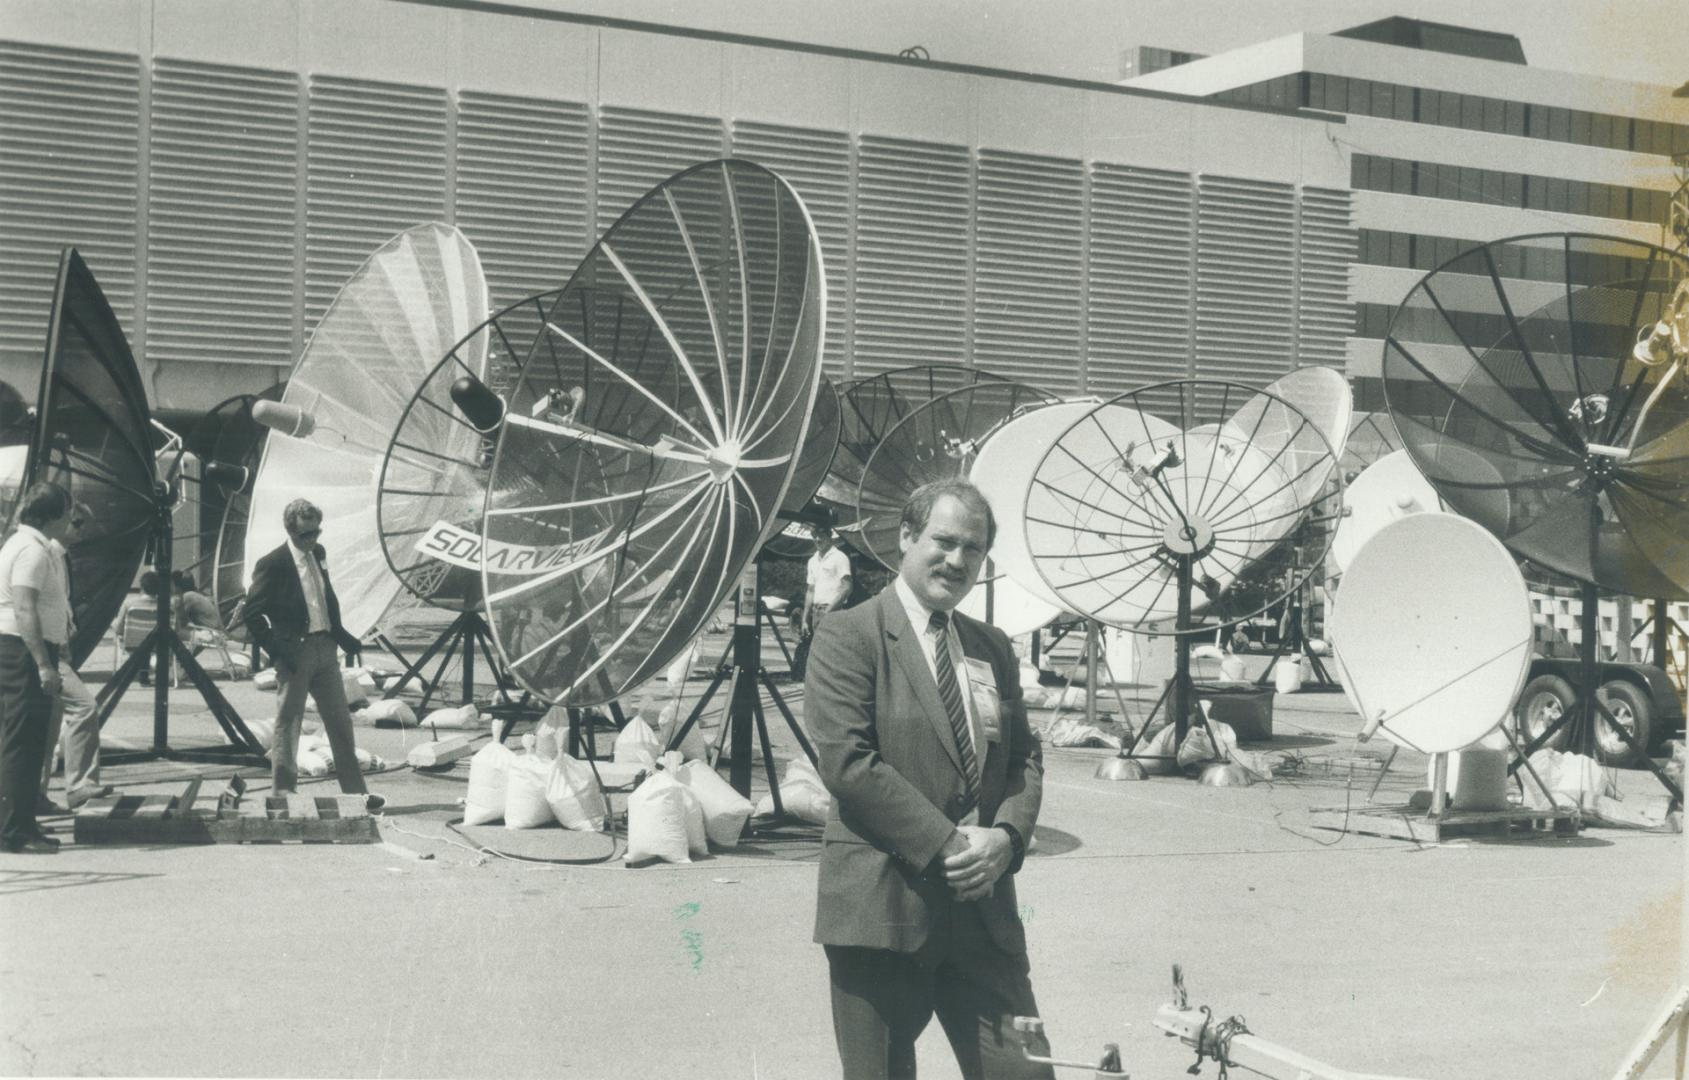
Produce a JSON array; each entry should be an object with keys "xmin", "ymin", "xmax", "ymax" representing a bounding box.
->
[
  {"xmin": 900, "ymin": 478, "xmax": 995, "ymax": 550},
  {"xmin": 17, "ymin": 481, "xmax": 71, "ymax": 528},
  {"xmin": 282, "ymin": 498, "xmax": 321, "ymax": 534}
]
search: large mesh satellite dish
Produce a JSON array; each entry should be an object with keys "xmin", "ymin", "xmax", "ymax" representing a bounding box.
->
[
  {"xmin": 1027, "ymin": 380, "xmax": 1341, "ymax": 633},
  {"xmin": 1331, "ymin": 512, "xmax": 1534, "ymax": 754},
  {"xmin": 28, "ymin": 249, "xmax": 158, "ymax": 668},
  {"xmin": 821, "ymin": 364, "xmax": 1015, "ymax": 536},
  {"xmin": 1028, "ymin": 378, "xmax": 1343, "ymax": 773},
  {"xmin": 854, "ymin": 380, "xmax": 1055, "ymax": 571},
  {"xmin": 246, "ymin": 223, "xmax": 489, "ymax": 642},
  {"xmin": 1382, "ymin": 233, "xmax": 1689, "ymax": 600},
  {"xmin": 479, "ymin": 159, "xmax": 825, "ymax": 707},
  {"xmin": 1382, "ymin": 232, "xmax": 1688, "ymax": 787},
  {"xmin": 28, "ymin": 249, "xmax": 259, "ymax": 757}
]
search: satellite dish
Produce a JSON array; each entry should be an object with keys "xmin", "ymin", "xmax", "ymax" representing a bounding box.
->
[
  {"xmin": 479, "ymin": 159, "xmax": 825, "ymax": 706},
  {"xmin": 1330, "ymin": 449, "xmax": 1442, "ymax": 574},
  {"xmin": 854, "ymin": 379, "xmax": 1056, "ymax": 571},
  {"xmin": 27, "ymin": 249, "xmax": 158, "ymax": 667},
  {"xmin": 1330, "ymin": 513, "xmax": 1533, "ymax": 754},
  {"xmin": 962, "ymin": 400, "xmax": 1102, "ymax": 635},
  {"xmin": 1381, "ymin": 232, "xmax": 1689, "ymax": 600},
  {"xmin": 246, "ymin": 223, "xmax": 489, "ymax": 641},
  {"xmin": 1026, "ymin": 380, "xmax": 1340, "ymax": 633},
  {"xmin": 760, "ymin": 374, "xmax": 842, "ymax": 560},
  {"xmin": 822, "ymin": 364, "xmax": 1015, "ymax": 533}
]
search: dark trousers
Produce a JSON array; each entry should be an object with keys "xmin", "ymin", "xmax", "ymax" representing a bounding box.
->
[
  {"xmin": 825, "ymin": 903, "xmax": 1055, "ymax": 1080},
  {"xmin": 271, "ymin": 633, "xmax": 366, "ymax": 796},
  {"xmin": 0, "ymin": 635, "xmax": 52, "ymax": 845}
]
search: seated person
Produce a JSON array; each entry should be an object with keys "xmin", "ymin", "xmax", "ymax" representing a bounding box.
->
[{"xmin": 172, "ymin": 572, "xmax": 222, "ymax": 632}]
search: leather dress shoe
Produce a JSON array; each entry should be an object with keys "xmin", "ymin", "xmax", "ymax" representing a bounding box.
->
[
  {"xmin": 363, "ymin": 793, "xmax": 386, "ymax": 813},
  {"xmin": 35, "ymin": 796, "xmax": 69, "ymax": 815},
  {"xmin": 3, "ymin": 834, "xmax": 59, "ymax": 854}
]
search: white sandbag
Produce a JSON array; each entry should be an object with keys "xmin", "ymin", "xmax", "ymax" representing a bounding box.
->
[
  {"xmin": 625, "ymin": 772, "xmax": 694, "ymax": 865},
  {"xmin": 358, "ymin": 699, "xmax": 417, "ymax": 729},
  {"xmin": 424, "ymin": 704, "xmax": 481, "ymax": 731},
  {"xmin": 657, "ymin": 702, "xmax": 707, "ymax": 762},
  {"xmin": 753, "ymin": 757, "xmax": 831, "ymax": 824},
  {"xmin": 1018, "ymin": 665, "xmax": 1044, "ymax": 691},
  {"xmin": 245, "ymin": 717, "xmax": 277, "ymax": 752},
  {"xmin": 504, "ymin": 754, "xmax": 556, "ymax": 830},
  {"xmin": 342, "ymin": 667, "xmax": 372, "ymax": 707},
  {"xmin": 1177, "ymin": 720, "xmax": 1238, "ymax": 769},
  {"xmin": 678, "ymin": 779, "xmax": 708, "ymax": 858},
  {"xmin": 295, "ymin": 746, "xmax": 330, "ymax": 778},
  {"xmin": 614, "ymin": 715, "xmax": 662, "ymax": 765},
  {"xmin": 464, "ymin": 742, "xmax": 515, "ymax": 825},
  {"xmin": 534, "ymin": 705, "xmax": 569, "ymax": 760},
  {"xmin": 254, "ymin": 668, "xmax": 278, "ymax": 691},
  {"xmin": 546, "ymin": 755, "xmax": 608, "ymax": 832},
  {"xmin": 353, "ymin": 745, "xmax": 385, "ymax": 773},
  {"xmin": 677, "ymin": 761, "xmax": 753, "ymax": 848},
  {"xmin": 1137, "ymin": 723, "xmax": 1180, "ymax": 776},
  {"xmin": 1046, "ymin": 716, "xmax": 1122, "ymax": 749}
]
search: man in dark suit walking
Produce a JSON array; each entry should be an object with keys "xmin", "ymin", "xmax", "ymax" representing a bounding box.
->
[
  {"xmin": 243, "ymin": 498, "xmax": 382, "ymax": 810},
  {"xmin": 805, "ymin": 478, "xmax": 1054, "ymax": 1080}
]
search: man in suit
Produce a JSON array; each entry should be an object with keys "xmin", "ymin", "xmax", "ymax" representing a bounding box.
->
[
  {"xmin": 243, "ymin": 499, "xmax": 382, "ymax": 810},
  {"xmin": 805, "ymin": 478, "xmax": 1054, "ymax": 1080}
]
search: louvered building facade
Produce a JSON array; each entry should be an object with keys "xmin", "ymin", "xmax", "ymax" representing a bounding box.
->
[{"xmin": 0, "ymin": 1, "xmax": 1361, "ymax": 415}]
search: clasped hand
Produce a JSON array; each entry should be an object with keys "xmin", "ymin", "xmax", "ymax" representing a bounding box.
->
[{"xmin": 940, "ymin": 825, "xmax": 1011, "ymax": 903}]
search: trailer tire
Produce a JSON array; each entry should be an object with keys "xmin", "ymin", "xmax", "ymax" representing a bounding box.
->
[
  {"xmin": 1514, "ymin": 674, "xmax": 1574, "ymax": 752},
  {"xmin": 1594, "ymin": 680, "xmax": 1652, "ymax": 768}
]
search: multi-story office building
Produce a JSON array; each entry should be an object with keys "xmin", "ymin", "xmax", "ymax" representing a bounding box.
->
[
  {"xmin": 0, "ymin": 5, "xmax": 1681, "ymax": 421},
  {"xmin": 1122, "ymin": 15, "xmax": 1689, "ymax": 408}
]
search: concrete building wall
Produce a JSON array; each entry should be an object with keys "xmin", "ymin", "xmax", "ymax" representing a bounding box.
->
[{"xmin": 0, "ymin": 0, "xmax": 1350, "ymax": 415}]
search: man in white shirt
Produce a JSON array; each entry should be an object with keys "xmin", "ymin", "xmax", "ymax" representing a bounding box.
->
[
  {"xmin": 0, "ymin": 481, "xmax": 76, "ymax": 853},
  {"xmin": 242, "ymin": 499, "xmax": 382, "ymax": 810},
  {"xmin": 803, "ymin": 525, "xmax": 853, "ymax": 637}
]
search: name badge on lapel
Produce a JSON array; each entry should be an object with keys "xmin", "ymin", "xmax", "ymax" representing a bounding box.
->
[{"xmin": 962, "ymin": 656, "xmax": 1001, "ymax": 743}]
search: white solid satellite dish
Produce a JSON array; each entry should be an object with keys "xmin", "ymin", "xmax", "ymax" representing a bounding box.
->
[
  {"xmin": 962, "ymin": 400, "xmax": 1099, "ymax": 635},
  {"xmin": 1330, "ymin": 449, "xmax": 1442, "ymax": 574},
  {"xmin": 246, "ymin": 223, "xmax": 488, "ymax": 640},
  {"xmin": 1329, "ymin": 512, "xmax": 1534, "ymax": 755}
]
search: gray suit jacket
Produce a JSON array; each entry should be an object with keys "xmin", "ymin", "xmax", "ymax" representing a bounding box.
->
[{"xmin": 806, "ymin": 586, "xmax": 1043, "ymax": 955}]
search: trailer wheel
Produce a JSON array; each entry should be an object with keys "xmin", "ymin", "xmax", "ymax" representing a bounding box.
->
[
  {"xmin": 1594, "ymin": 680, "xmax": 1652, "ymax": 767},
  {"xmin": 1514, "ymin": 674, "xmax": 1574, "ymax": 751}
]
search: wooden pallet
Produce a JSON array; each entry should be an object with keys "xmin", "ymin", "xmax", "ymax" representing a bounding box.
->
[
  {"xmin": 1309, "ymin": 802, "xmax": 1582, "ymax": 843},
  {"xmin": 73, "ymin": 781, "xmax": 379, "ymax": 846}
]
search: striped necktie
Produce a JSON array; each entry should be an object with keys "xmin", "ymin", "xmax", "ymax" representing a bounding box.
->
[{"xmin": 928, "ymin": 610, "xmax": 979, "ymax": 813}]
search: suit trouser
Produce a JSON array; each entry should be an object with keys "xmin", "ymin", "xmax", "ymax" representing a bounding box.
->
[
  {"xmin": 824, "ymin": 901, "xmax": 1055, "ymax": 1080},
  {"xmin": 0, "ymin": 636, "xmax": 52, "ymax": 845},
  {"xmin": 40, "ymin": 664, "xmax": 100, "ymax": 796},
  {"xmin": 271, "ymin": 633, "xmax": 366, "ymax": 796}
]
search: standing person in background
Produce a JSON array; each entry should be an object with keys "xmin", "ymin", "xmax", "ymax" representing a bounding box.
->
[
  {"xmin": 804, "ymin": 479, "xmax": 1053, "ymax": 1079},
  {"xmin": 797, "ymin": 524, "xmax": 853, "ymax": 680},
  {"xmin": 803, "ymin": 524, "xmax": 853, "ymax": 636},
  {"xmin": 0, "ymin": 482, "xmax": 75, "ymax": 853},
  {"xmin": 242, "ymin": 498, "xmax": 383, "ymax": 811},
  {"xmin": 40, "ymin": 501, "xmax": 114, "ymax": 811}
]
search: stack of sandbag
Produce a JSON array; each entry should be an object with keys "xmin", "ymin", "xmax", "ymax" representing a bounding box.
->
[
  {"xmin": 676, "ymin": 760, "xmax": 753, "ymax": 848},
  {"xmin": 355, "ymin": 699, "xmax": 417, "ymax": 729},
  {"xmin": 423, "ymin": 703, "xmax": 481, "ymax": 731},
  {"xmin": 625, "ymin": 764, "xmax": 707, "ymax": 865},
  {"xmin": 1176, "ymin": 720, "xmax": 1238, "ymax": 769},
  {"xmin": 1135, "ymin": 722, "xmax": 1180, "ymax": 776},
  {"xmin": 464, "ymin": 741, "xmax": 515, "ymax": 825},
  {"xmin": 753, "ymin": 757, "xmax": 830, "ymax": 824}
]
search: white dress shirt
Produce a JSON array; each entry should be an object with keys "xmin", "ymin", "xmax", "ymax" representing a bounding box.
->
[
  {"xmin": 893, "ymin": 575, "xmax": 981, "ymax": 764},
  {"xmin": 0, "ymin": 525, "xmax": 72, "ymax": 645},
  {"xmin": 289, "ymin": 541, "xmax": 331, "ymax": 633}
]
